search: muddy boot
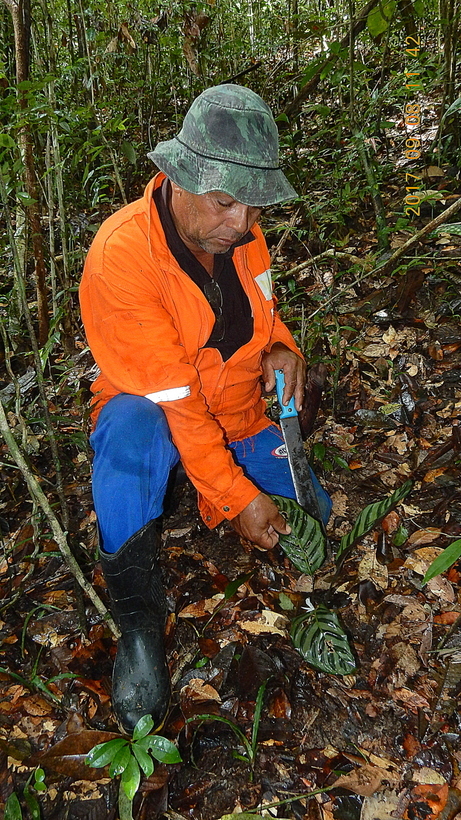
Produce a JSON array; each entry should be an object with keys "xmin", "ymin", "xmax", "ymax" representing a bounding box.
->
[{"xmin": 99, "ymin": 519, "xmax": 170, "ymax": 734}]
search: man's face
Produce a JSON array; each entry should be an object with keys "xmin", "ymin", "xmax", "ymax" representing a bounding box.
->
[{"xmin": 169, "ymin": 183, "xmax": 262, "ymax": 256}]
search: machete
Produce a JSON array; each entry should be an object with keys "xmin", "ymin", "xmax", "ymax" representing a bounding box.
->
[{"xmin": 275, "ymin": 369, "xmax": 326, "ymax": 531}]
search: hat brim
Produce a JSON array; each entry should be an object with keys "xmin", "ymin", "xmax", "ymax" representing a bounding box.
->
[{"xmin": 147, "ymin": 138, "xmax": 297, "ymax": 207}]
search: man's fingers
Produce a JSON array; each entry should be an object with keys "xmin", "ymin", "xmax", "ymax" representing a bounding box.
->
[{"xmin": 272, "ymin": 511, "xmax": 291, "ymax": 536}]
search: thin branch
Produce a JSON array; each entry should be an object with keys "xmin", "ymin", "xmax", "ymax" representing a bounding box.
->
[
  {"xmin": 305, "ymin": 196, "xmax": 461, "ymax": 321},
  {"xmin": 0, "ymin": 398, "xmax": 120, "ymax": 638},
  {"xmin": 277, "ymin": 249, "xmax": 369, "ymax": 280}
]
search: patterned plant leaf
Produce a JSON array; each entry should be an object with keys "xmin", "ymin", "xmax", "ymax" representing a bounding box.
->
[
  {"xmin": 336, "ymin": 480, "xmax": 413, "ymax": 563},
  {"xmin": 271, "ymin": 495, "xmax": 326, "ymax": 574},
  {"xmin": 290, "ymin": 604, "xmax": 357, "ymax": 675},
  {"xmin": 431, "ymin": 222, "xmax": 461, "ymax": 237}
]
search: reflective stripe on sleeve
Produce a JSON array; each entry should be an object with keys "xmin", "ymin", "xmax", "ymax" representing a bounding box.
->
[{"xmin": 145, "ymin": 386, "xmax": 191, "ymax": 402}]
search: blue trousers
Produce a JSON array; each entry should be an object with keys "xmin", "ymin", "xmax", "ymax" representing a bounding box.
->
[{"xmin": 90, "ymin": 394, "xmax": 331, "ymax": 553}]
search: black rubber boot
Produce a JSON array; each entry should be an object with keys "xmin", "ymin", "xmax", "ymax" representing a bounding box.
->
[{"xmin": 99, "ymin": 519, "xmax": 170, "ymax": 734}]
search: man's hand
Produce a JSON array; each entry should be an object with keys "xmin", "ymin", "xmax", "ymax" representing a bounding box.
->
[
  {"xmin": 231, "ymin": 492, "xmax": 291, "ymax": 549},
  {"xmin": 261, "ymin": 342, "xmax": 306, "ymax": 412}
]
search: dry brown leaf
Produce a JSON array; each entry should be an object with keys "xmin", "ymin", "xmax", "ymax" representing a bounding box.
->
[
  {"xmin": 330, "ymin": 490, "xmax": 348, "ymax": 517},
  {"xmin": 407, "ymin": 527, "xmax": 442, "ymax": 547},
  {"xmin": 361, "ymin": 343, "xmax": 389, "ymax": 358},
  {"xmin": 332, "ymin": 762, "xmax": 399, "ymax": 796},
  {"xmin": 423, "ymin": 467, "xmax": 447, "ymax": 483},
  {"xmin": 180, "ymin": 679, "xmax": 221, "ymax": 703},
  {"xmin": 385, "ymin": 433, "xmax": 409, "ymax": 454},
  {"xmin": 178, "ymin": 594, "xmax": 224, "ymax": 618},
  {"xmin": 240, "ymin": 610, "xmax": 288, "ymax": 636},
  {"xmin": 413, "ymin": 767, "xmax": 447, "ymax": 786},
  {"xmin": 382, "ymin": 511, "xmax": 400, "ymax": 534},
  {"xmin": 426, "ymin": 575, "xmax": 455, "ymax": 602},
  {"xmin": 391, "ymin": 687, "xmax": 430, "ymax": 712},
  {"xmin": 22, "ymin": 695, "xmax": 54, "ymax": 716},
  {"xmin": 404, "ymin": 546, "xmax": 444, "ymax": 575},
  {"xmin": 358, "ymin": 550, "xmax": 389, "ymax": 590},
  {"xmin": 361, "ymin": 788, "xmax": 403, "ymax": 820},
  {"xmin": 434, "ymin": 611, "xmax": 461, "ymax": 624}
]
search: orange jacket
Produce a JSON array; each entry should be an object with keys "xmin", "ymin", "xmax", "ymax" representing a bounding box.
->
[{"xmin": 80, "ymin": 173, "xmax": 302, "ymax": 527}]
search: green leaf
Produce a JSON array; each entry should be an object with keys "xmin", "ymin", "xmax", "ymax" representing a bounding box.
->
[
  {"xmin": 0, "ymin": 134, "xmax": 16, "ymax": 148},
  {"xmin": 422, "ymin": 539, "xmax": 461, "ymax": 584},
  {"xmin": 251, "ymin": 679, "xmax": 268, "ymax": 754},
  {"xmin": 86, "ymin": 738, "xmax": 127, "ymax": 767},
  {"xmin": 224, "ymin": 571, "xmax": 253, "ymax": 599},
  {"xmin": 393, "ymin": 525, "xmax": 409, "ymax": 547},
  {"xmin": 367, "ymin": 0, "xmax": 396, "ymax": 35},
  {"xmin": 413, "ymin": 0, "xmax": 424, "ymax": 14},
  {"xmin": 328, "ymin": 41, "xmax": 342, "ymax": 55},
  {"xmin": 16, "ymin": 190, "xmax": 36, "ymax": 206},
  {"xmin": 443, "ymin": 97, "xmax": 461, "ymax": 118},
  {"xmin": 431, "ymin": 222, "xmax": 461, "ymax": 237},
  {"xmin": 291, "ymin": 605, "xmax": 357, "ymax": 675},
  {"xmin": 138, "ymin": 735, "xmax": 181, "ymax": 764},
  {"xmin": 132, "ymin": 743, "xmax": 155, "ymax": 777},
  {"xmin": 121, "ymin": 754, "xmax": 141, "ymax": 801},
  {"xmin": 185, "ymin": 714, "xmax": 251, "ymax": 758},
  {"xmin": 121, "ymin": 140, "xmax": 137, "ymax": 164},
  {"xmin": 5, "ymin": 793, "xmax": 22, "ymax": 820},
  {"xmin": 109, "ymin": 744, "xmax": 132, "ymax": 777},
  {"xmin": 132, "ymin": 714, "xmax": 154, "ymax": 740},
  {"xmin": 271, "ymin": 495, "xmax": 326, "ymax": 574},
  {"xmin": 336, "ymin": 480, "xmax": 413, "ymax": 563},
  {"xmin": 279, "ymin": 591, "xmax": 294, "ymax": 611},
  {"xmin": 23, "ymin": 786, "xmax": 41, "ymax": 820}
]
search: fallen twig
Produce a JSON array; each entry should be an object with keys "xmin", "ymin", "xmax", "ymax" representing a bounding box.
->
[
  {"xmin": 279, "ymin": 249, "xmax": 369, "ymax": 279},
  {"xmin": 0, "ymin": 399, "xmax": 120, "ymax": 639},
  {"xmin": 305, "ymin": 196, "xmax": 461, "ymax": 321}
]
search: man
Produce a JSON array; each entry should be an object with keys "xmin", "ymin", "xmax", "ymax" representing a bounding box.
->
[{"xmin": 80, "ymin": 84, "xmax": 330, "ymax": 735}]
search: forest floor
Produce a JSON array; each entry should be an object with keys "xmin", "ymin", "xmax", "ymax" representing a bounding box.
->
[{"xmin": 1, "ymin": 167, "xmax": 461, "ymax": 820}]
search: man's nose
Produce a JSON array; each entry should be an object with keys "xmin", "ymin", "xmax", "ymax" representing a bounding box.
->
[{"xmin": 226, "ymin": 204, "xmax": 251, "ymax": 234}]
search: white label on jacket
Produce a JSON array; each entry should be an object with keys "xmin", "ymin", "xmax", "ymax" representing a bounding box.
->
[
  {"xmin": 255, "ymin": 269, "xmax": 273, "ymax": 301},
  {"xmin": 145, "ymin": 386, "xmax": 191, "ymax": 402}
]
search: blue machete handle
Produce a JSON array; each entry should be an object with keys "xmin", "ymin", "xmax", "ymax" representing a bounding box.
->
[{"xmin": 275, "ymin": 369, "xmax": 298, "ymax": 419}]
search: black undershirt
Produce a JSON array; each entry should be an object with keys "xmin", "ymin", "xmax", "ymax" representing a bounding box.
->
[{"xmin": 153, "ymin": 179, "xmax": 254, "ymax": 361}]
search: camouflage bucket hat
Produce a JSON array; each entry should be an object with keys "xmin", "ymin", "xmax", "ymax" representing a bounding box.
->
[{"xmin": 147, "ymin": 84, "xmax": 297, "ymax": 207}]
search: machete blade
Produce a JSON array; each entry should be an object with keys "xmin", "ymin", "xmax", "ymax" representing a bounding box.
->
[{"xmin": 275, "ymin": 369, "xmax": 325, "ymax": 528}]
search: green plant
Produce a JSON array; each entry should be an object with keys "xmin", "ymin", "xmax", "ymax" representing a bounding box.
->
[
  {"xmin": 186, "ymin": 679, "xmax": 268, "ymax": 781},
  {"xmin": 271, "ymin": 494, "xmax": 326, "ymax": 574},
  {"xmin": 423, "ymin": 538, "xmax": 461, "ymax": 585},
  {"xmin": 0, "ymin": 661, "xmax": 76, "ymax": 705},
  {"xmin": 291, "ymin": 605, "xmax": 357, "ymax": 675},
  {"xmin": 271, "ymin": 481, "xmax": 414, "ymax": 675},
  {"xmin": 5, "ymin": 768, "xmax": 46, "ymax": 820},
  {"xmin": 85, "ymin": 714, "xmax": 181, "ymax": 820}
]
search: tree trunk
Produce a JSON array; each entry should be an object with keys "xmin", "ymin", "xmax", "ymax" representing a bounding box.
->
[
  {"xmin": 397, "ymin": 0, "xmax": 417, "ymax": 36},
  {"xmin": 2, "ymin": 0, "xmax": 49, "ymax": 345}
]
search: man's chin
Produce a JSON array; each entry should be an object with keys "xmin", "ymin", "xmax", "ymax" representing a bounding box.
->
[{"xmin": 201, "ymin": 238, "xmax": 238, "ymax": 254}]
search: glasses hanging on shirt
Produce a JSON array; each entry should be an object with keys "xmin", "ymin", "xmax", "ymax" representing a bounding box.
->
[{"xmin": 203, "ymin": 279, "xmax": 225, "ymax": 343}]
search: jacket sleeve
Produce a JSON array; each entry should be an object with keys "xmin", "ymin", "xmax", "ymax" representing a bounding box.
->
[{"xmin": 80, "ymin": 249, "xmax": 260, "ymax": 522}]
